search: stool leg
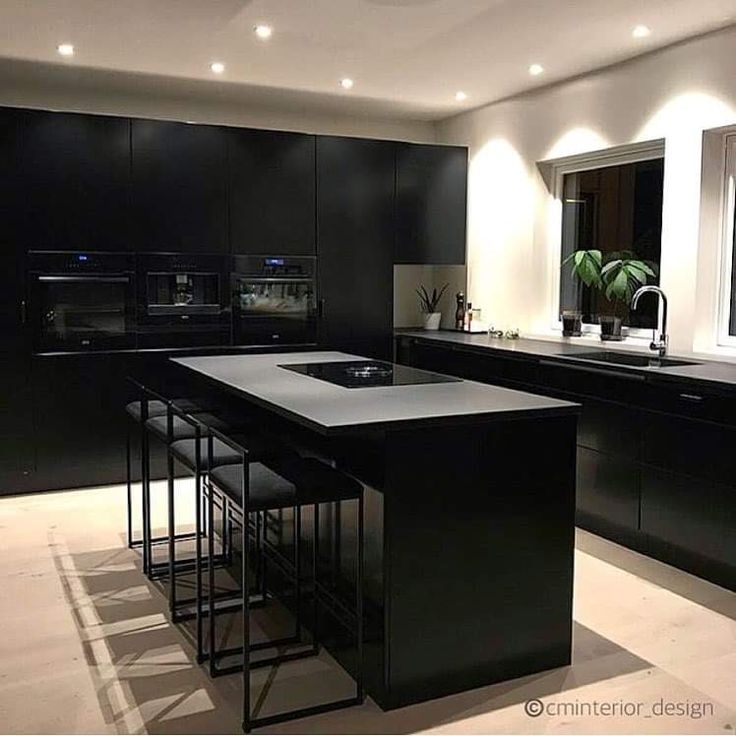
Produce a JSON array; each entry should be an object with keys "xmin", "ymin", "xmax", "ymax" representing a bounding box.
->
[
  {"xmin": 208, "ymin": 482, "xmax": 217, "ymax": 677},
  {"xmin": 294, "ymin": 506, "xmax": 302, "ymax": 642},
  {"xmin": 126, "ymin": 427, "xmax": 133, "ymax": 549},
  {"xmin": 194, "ymin": 437, "xmax": 204, "ymax": 662},
  {"xmin": 141, "ymin": 422, "xmax": 151, "ymax": 575},
  {"xmin": 167, "ymin": 446, "xmax": 177, "ymax": 616},
  {"xmin": 242, "ymin": 509, "xmax": 252, "ymax": 733},
  {"xmin": 356, "ymin": 493, "xmax": 365, "ymax": 702},
  {"xmin": 312, "ymin": 504, "xmax": 320, "ymax": 655}
]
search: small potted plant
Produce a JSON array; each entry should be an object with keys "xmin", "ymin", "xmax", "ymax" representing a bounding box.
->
[
  {"xmin": 599, "ymin": 253, "xmax": 656, "ymax": 341},
  {"xmin": 416, "ymin": 283, "xmax": 448, "ymax": 330},
  {"xmin": 562, "ymin": 249, "xmax": 602, "ymax": 336}
]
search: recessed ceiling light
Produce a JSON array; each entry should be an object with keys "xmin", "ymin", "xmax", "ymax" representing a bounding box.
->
[
  {"xmin": 632, "ymin": 24, "xmax": 651, "ymax": 38},
  {"xmin": 529, "ymin": 63, "xmax": 544, "ymax": 76},
  {"xmin": 340, "ymin": 78, "xmax": 354, "ymax": 90},
  {"xmin": 210, "ymin": 61, "xmax": 225, "ymax": 74},
  {"xmin": 57, "ymin": 43, "xmax": 74, "ymax": 57},
  {"xmin": 455, "ymin": 91, "xmax": 468, "ymax": 102},
  {"xmin": 254, "ymin": 24, "xmax": 273, "ymax": 40}
]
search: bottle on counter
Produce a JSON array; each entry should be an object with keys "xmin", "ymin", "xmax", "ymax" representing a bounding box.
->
[
  {"xmin": 465, "ymin": 301, "xmax": 473, "ymax": 331},
  {"xmin": 455, "ymin": 292, "xmax": 465, "ymax": 330}
]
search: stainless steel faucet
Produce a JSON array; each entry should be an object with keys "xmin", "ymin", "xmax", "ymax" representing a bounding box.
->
[{"xmin": 631, "ymin": 285, "xmax": 668, "ymax": 357}]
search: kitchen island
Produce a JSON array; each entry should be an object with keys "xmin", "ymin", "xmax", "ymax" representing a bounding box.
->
[{"xmin": 171, "ymin": 351, "xmax": 580, "ymax": 709}]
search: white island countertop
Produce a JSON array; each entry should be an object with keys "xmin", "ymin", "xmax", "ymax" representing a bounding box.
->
[{"xmin": 172, "ymin": 351, "xmax": 579, "ymax": 434}]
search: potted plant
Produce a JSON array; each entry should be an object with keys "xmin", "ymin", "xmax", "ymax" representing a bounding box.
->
[
  {"xmin": 563, "ymin": 249, "xmax": 656, "ymax": 340},
  {"xmin": 599, "ymin": 253, "xmax": 656, "ymax": 341},
  {"xmin": 416, "ymin": 283, "xmax": 449, "ymax": 330},
  {"xmin": 562, "ymin": 249, "xmax": 602, "ymax": 336}
]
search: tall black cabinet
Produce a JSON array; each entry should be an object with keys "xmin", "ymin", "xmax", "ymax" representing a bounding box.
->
[
  {"xmin": 0, "ymin": 109, "xmax": 34, "ymax": 487},
  {"xmin": 229, "ymin": 129, "xmax": 316, "ymax": 255},
  {"xmin": 316, "ymin": 137, "xmax": 395, "ymax": 360},
  {"xmin": 132, "ymin": 119, "xmax": 228, "ymax": 253},
  {"xmin": 18, "ymin": 109, "xmax": 131, "ymax": 252},
  {"xmin": 395, "ymin": 143, "xmax": 467, "ymax": 265}
]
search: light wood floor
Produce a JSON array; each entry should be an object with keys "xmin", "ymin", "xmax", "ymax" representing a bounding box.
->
[{"xmin": 0, "ymin": 481, "xmax": 734, "ymax": 734}]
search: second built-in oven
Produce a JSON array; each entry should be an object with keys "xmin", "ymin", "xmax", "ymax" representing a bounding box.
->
[{"xmin": 231, "ymin": 256, "xmax": 317, "ymax": 346}]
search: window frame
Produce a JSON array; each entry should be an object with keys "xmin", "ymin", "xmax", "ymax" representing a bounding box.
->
[
  {"xmin": 716, "ymin": 134, "xmax": 736, "ymax": 347},
  {"xmin": 541, "ymin": 139, "xmax": 666, "ymax": 338}
]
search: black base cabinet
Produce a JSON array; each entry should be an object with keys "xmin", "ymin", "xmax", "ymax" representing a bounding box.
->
[{"xmin": 397, "ymin": 335, "xmax": 736, "ymax": 591}]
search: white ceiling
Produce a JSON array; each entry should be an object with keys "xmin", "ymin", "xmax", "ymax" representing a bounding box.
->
[{"xmin": 0, "ymin": 0, "xmax": 734, "ymax": 120}]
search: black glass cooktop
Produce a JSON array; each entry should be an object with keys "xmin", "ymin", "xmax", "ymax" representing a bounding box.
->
[{"xmin": 279, "ymin": 360, "xmax": 462, "ymax": 389}]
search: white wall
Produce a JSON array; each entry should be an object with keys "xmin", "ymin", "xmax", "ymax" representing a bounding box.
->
[
  {"xmin": 436, "ymin": 25, "xmax": 736, "ymax": 353},
  {"xmin": 0, "ymin": 59, "xmax": 436, "ymax": 142}
]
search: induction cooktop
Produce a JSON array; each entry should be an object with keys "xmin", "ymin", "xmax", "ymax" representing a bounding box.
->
[{"xmin": 279, "ymin": 360, "xmax": 462, "ymax": 389}]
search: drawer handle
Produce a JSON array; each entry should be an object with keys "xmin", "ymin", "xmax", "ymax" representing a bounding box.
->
[{"xmin": 679, "ymin": 393, "xmax": 703, "ymax": 402}]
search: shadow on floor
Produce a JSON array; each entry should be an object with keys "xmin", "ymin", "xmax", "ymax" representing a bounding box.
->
[{"xmin": 49, "ymin": 540, "xmax": 652, "ymax": 735}]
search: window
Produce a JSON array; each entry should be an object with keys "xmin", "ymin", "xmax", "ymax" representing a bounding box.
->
[
  {"xmin": 558, "ymin": 157, "xmax": 664, "ymax": 330},
  {"xmin": 718, "ymin": 135, "xmax": 736, "ymax": 344}
]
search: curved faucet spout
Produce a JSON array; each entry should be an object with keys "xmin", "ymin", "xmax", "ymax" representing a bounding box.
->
[{"xmin": 631, "ymin": 285, "xmax": 668, "ymax": 356}]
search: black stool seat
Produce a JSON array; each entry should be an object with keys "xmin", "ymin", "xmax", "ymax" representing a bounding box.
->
[
  {"xmin": 146, "ymin": 413, "xmax": 226, "ymax": 443},
  {"xmin": 126, "ymin": 400, "xmax": 167, "ymax": 422},
  {"xmin": 210, "ymin": 462, "xmax": 297, "ymax": 511},
  {"xmin": 127, "ymin": 398, "xmax": 202, "ymax": 423},
  {"xmin": 170, "ymin": 434, "xmax": 272, "ymax": 470},
  {"xmin": 211, "ymin": 457, "xmax": 361, "ymax": 510}
]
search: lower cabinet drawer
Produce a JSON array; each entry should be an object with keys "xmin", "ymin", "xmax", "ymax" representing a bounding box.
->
[
  {"xmin": 576, "ymin": 447, "xmax": 640, "ymax": 533},
  {"xmin": 641, "ymin": 410, "xmax": 736, "ymax": 488},
  {"xmin": 641, "ymin": 466, "xmax": 736, "ymax": 570}
]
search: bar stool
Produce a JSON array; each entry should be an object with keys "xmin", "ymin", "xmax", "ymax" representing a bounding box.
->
[
  {"xmin": 165, "ymin": 406, "xmax": 300, "ymax": 663},
  {"xmin": 203, "ymin": 427, "xmax": 365, "ymax": 732}
]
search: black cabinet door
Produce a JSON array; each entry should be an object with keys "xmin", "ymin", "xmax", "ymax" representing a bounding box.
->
[
  {"xmin": 132, "ymin": 119, "xmax": 228, "ymax": 253},
  {"xmin": 229, "ymin": 129, "xmax": 315, "ymax": 255},
  {"xmin": 577, "ymin": 447, "xmax": 640, "ymax": 535},
  {"xmin": 0, "ymin": 108, "xmax": 34, "ymax": 490},
  {"xmin": 395, "ymin": 143, "xmax": 467, "ymax": 265},
  {"xmin": 641, "ymin": 466, "xmax": 735, "ymax": 573},
  {"xmin": 18, "ymin": 108, "xmax": 131, "ymax": 252},
  {"xmin": 316, "ymin": 136, "xmax": 395, "ymax": 360}
]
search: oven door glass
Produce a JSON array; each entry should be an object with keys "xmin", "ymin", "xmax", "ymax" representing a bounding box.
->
[
  {"xmin": 32, "ymin": 275, "xmax": 135, "ymax": 352},
  {"xmin": 233, "ymin": 277, "xmax": 316, "ymax": 345}
]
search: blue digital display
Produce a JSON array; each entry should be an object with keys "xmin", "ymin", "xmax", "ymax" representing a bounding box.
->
[
  {"xmin": 264, "ymin": 258, "xmax": 284, "ymax": 266},
  {"xmin": 77, "ymin": 255, "xmax": 89, "ymax": 262}
]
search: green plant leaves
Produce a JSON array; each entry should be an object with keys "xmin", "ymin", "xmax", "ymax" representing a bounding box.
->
[
  {"xmin": 415, "ymin": 282, "xmax": 449, "ymax": 313},
  {"xmin": 563, "ymin": 249, "xmax": 656, "ymax": 306},
  {"xmin": 564, "ymin": 249, "xmax": 602, "ymax": 287}
]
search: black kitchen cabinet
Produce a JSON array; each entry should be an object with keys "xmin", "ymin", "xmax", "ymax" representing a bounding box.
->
[
  {"xmin": 229, "ymin": 129, "xmax": 315, "ymax": 255},
  {"xmin": 641, "ymin": 466, "xmax": 735, "ymax": 583},
  {"xmin": 577, "ymin": 447, "xmax": 640, "ymax": 537},
  {"xmin": 17, "ymin": 108, "xmax": 131, "ymax": 252},
  {"xmin": 395, "ymin": 143, "xmax": 467, "ymax": 265},
  {"xmin": 0, "ymin": 108, "xmax": 34, "ymax": 492},
  {"xmin": 132, "ymin": 119, "xmax": 228, "ymax": 253},
  {"xmin": 30, "ymin": 354, "xmax": 133, "ymax": 491},
  {"xmin": 317, "ymin": 137, "xmax": 395, "ymax": 360}
]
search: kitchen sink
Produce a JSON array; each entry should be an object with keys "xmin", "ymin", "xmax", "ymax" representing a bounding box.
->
[{"xmin": 570, "ymin": 350, "xmax": 700, "ymax": 368}]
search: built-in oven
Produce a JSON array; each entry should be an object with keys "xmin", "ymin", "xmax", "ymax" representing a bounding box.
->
[
  {"xmin": 27, "ymin": 251, "xmax": 136, "ymax": 354},
  {"xmin": 231, "ymin": 256, "xmax": 317, "ymax": 346},
  {"xmin": 136, "ymin": 253, "xmax": 230, "ymax": 348}
]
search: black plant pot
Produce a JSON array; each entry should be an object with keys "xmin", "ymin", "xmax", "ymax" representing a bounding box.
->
[
  {"xmin": 561, "ymin": 311, "xmax": 582, "ymax": 337},
  {"xmin": 599, "ymin": 316, "xmax": 623, "ymax": 341}
]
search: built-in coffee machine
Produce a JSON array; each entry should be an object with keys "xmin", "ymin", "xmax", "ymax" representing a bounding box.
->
[{"xmin": 136, "ymin": 253, "xmax": 230, "ymax": 348}]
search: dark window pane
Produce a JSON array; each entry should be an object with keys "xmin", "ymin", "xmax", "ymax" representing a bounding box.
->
[{"xmin": 560, "ymin": 158, "xmax": 663, "ymax": 328}]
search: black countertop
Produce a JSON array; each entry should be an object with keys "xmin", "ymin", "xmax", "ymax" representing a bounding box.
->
[{"xmin": 396, "ymin": 330, "xmax": 736, "ymax": 392}]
